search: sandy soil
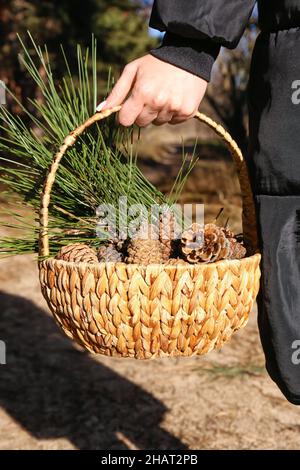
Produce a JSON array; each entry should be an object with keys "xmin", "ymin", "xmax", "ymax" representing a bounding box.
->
[{"xmin": 1, "ymin": 253, "xmax": 300, "ymax": 450}]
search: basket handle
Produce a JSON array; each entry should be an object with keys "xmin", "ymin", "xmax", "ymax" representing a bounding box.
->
[{"xmin": 39, "ymin": 107, "xmax": 258, "ymax": 257}]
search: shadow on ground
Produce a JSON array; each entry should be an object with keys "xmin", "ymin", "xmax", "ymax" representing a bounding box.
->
[{"xmin": 0, "ymin": 291, "xmax": 186, "ymax": 450}]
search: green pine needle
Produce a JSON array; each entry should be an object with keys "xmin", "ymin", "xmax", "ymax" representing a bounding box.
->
[
  {"xmin": 0, "ymin": 35, "xmax": 197, "ymax": 258},
  {"xmin": 0, "ymin": 35, "xmax": 168, "ymax": 257}
]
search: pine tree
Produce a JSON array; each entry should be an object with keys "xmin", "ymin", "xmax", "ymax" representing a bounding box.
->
[
  {"xmin": 92, "ymin": 1, "xmax": 156, "ymax": 66},
  {"xmin": 0, "ymin": 0, "xmax": 157, "ymax": 112}
]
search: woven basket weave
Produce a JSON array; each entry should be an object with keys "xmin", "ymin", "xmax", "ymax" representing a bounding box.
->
[{"xmin": 39, "ymin": 107, "xmax": 261, "ymax": 359}]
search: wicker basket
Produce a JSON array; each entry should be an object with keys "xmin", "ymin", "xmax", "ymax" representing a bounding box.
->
[{"xmin": 39, "ymin": 107, "xmax": 261, "ymax": 359}]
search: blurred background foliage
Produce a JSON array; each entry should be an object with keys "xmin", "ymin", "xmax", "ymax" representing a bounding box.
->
[
  {"xmin": 0, "ymin": 1, "xmax": 258, "ymax": 234},
  {"xmin": 0, "ymin": 0, "xmax": 258, "ymax": 151},
  {"xmin": 0, "ymin": 0, "xmax": 156, "ymax": 110}
]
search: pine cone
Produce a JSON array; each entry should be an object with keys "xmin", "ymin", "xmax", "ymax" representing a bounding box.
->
[
  {"xmin": 56, "ymin": 243, "xmax": 98, "ymax": 263},
  {"xmin": 133, "ymin": 221, "xmax": 159, "ymax": 241},
  {"xmin": 220, "ymin": 225, "xmax": 246, "ymax": 259},
  {"xmin": 202, "ymin": 223, "xmax": 231, "ymax": 263},
  {"xmin": 98, "ymin": 245, "xmax": 123, "ymax": 263},
  {"xmin": 181, "ymin": 223, "xmax": 205, "ymax": 263},
  {"xmin": 126, "ymin": 239, "xmax": 165, "ymax": 265},
  {"xmin": 97, "ymin": 223, "xmax": 127, "ymax": 252},
  {"xmin": 104, "ymin": 236, "xmax": 128, "ymax": 254},
  {"xmin": 182, "ymin": 223, "xmax": 248, "ymax": 264},
  {"xmin": 228, "ymin": 238, "xmax": 247, "ymax": 260},
  {"xmin": 181, "ymin": 223, "xmax": 233, "ymax": 264},
  {"xmin": 221, "ymin": 226, "xmax": 235, "ymax": 239},
  {"xmin": 220, "ymin": 227, "xmax": 246, "ymax": 260},
  {"xmin": 159, "ymin": 210, "xmax": 176, "ymax": 260}
]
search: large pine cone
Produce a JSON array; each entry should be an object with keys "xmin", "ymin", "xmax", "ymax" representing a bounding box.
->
[
  {"xmin": 202, "ymin": 223, "xmax": 232, "ymax": 263},
  {"xmin": 126, "ymin": 239, "xmax": 166, "ymax": 265},
  {"xmin": 98, "ymin": 245, "xmax": 123, "ymax": 263},
  {"xmin": 56, "ymin": 243, "xmax": 98, "ymax": 263},
  {"xmin": 182, "ymin": 223, "xmax": 246, "ymax": 264},
  {"xmin": 159, "ymin": 210, "xmax": 176, "ymax": 260},
  {"xmin": 132, "ymin": 221, "xmax": 159, "ymax": 241}
]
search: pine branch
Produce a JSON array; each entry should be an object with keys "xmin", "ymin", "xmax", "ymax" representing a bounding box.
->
[{"xmin": 0, "ymin": 35, "xmax": 167, "ymax": 257}]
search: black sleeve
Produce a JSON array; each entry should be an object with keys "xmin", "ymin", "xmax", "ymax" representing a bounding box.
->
[{"xmin": 149, "ymin": 0, "xmax": 256, "ymax": 81}]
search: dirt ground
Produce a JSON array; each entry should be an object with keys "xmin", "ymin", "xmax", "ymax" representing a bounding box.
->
[{"xmin": 1, "ymin": 252, "xmax": 300, "ymax": 450}]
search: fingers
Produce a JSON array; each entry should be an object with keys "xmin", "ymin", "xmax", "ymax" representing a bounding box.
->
[
  {"xmin": 122, "ymin": 101, "xmax": 173, "ymax": 127},
  {"xmin": 169, "ymin": 114, "xmax": 195, "ymax": 125},
  {"xmin": 135, "ymin": 106, "xmax": 158, "ymax": 127},
  {"xmin": 119, "ymin": 93, "xmax": 184, "ymax": 128},
  {"xmin": 103, "ymin": 62, "xmax": 138, "ymax": 109},
  {"xmin": 119, "ymin": 88, "xmax": 169, "ymax": 127},
  {"xmin": 153, "ymin": 110, "xmax": 174, "ymax": 126},
  {"xmin": 100, "ymin": 55, "xmax": 206, "ymax": 127},
  {"xmin": 118, "ymin": 95, "xmax": 145, "ymax": 126},
  {"xmin": 96, "ymin": 100, "xmax": 107, "ymax": 112},
  {"xmin": 169, "ymin": 103, "xmax": 198, "ymax": 125},
  {"xmin": 119, "ymin": 98, "xmax": 196, "ymax": 128},
  {"xmin": 130, "ymin": 89, "xmax": 172, "ymax": 127}
]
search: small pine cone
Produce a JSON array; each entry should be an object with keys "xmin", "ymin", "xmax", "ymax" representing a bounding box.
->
[
  {"xmin": 228, "ymin": 238, "xmax": 247, "ymax": 260},
  {"xmin": 126, "ymin": 239, "xmax": 165, "ymax": 265},
  {"xmin": 181, "ymin": 223, "xmax": 205, "ymax": 263},
  {"xmin": 98, "ymin": 245, "xmax": 124, "ymax": 263},
  {"xmin": 219, "ymin": 227, "xmax": 246, "ymax": 259},
  {"xmin": 56, "ymin": 243, "xmax": 98, "ymax": 264},
  {"xmin": 106, "ymin": 237, "xmax": 126, "ymax": 253},
  {"xmin": 159, "ymin": 210, "xmax": 175, "ymax": 259},
  {"xmin": 98, "ymin": 224, "xmax": 127, "ymax": 252},
  {"xmin": 221, "ymin": 226, "xmax": 235, "ymax": 239}
]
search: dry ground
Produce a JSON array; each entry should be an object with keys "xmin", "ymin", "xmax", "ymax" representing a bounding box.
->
[{"xmin": 1, "ymin": 254, "xmax": 300, "ymax": 450}]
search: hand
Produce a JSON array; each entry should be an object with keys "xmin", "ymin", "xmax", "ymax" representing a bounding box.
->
[{"xmin": 100, "ymin": 54, "xmax": 207, "ymax": 127}]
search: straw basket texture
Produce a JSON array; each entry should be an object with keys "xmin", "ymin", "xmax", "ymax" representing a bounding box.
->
[{"xmin": 39, "ymin": 107, "xmax": 261, "ymax": 359}]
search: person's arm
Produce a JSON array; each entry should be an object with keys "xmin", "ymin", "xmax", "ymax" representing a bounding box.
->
[
  {"xmin": 102, "ymin": 0, "xmax": 256, "ymax": 127},
  {"xmin": 150, "ymin": 0, "xmax": 256, "ymax": 82}
]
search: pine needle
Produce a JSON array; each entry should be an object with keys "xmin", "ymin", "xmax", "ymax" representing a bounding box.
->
[{"xmin": 0, "ymin": 35, "xmax": 167, "ymax": 257}]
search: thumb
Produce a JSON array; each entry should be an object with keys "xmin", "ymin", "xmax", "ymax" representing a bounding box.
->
[{"xmin": 102, "ymin": 62, "xmax": 138, "ymax": 110}]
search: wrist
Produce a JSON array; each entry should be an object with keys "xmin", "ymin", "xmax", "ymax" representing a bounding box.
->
[{"xmin": 150, "ymin": 32, "xmax": 220, "ymax": 82}]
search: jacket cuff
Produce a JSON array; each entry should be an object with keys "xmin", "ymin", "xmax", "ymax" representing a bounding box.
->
[{"xmin": 150, "ymin": 32, "xmax": 220, "ymax": 82}]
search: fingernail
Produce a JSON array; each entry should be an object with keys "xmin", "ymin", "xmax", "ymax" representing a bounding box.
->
[{"xmin": 96, "ymin": 100, "xmax": 107, "ymax": 112}]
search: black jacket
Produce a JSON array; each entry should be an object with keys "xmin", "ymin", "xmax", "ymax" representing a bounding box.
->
[{"xmin": 150, "ymin": 0, "xmax": 300, "ymax": 81}]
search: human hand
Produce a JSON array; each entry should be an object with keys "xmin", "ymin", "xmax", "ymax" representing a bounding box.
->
[{"xmin": 99, "ymin": 54, "xmax": 207, "ymax": 127}]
